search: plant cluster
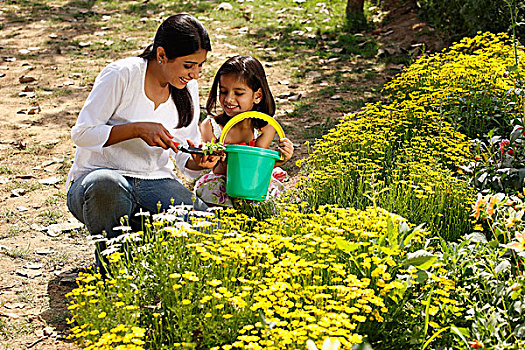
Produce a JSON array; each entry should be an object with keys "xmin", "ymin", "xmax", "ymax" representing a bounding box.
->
[
  {"xmin": 66, "ymin": 204, "xmax": 459, "ymax": 349},
  {"xmin": 66, "ymin": 32, "xmax": 525, "ymax": 350},
  {"xmin": 201, "ymin": 141, "xmax": 226, "ymax": 156}
]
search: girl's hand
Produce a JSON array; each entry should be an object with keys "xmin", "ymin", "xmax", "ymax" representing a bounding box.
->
[
  {"xmin": 187, "ymin": 139, "xmax": 220, "ymax": 169},
  {"xmin": 275, "ymin": 137, "xmax": 294, "ymax": 167}
]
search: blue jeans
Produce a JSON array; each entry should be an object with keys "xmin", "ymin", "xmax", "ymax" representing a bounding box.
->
[{"xmin": 67, "ymin": 168, "xmax": 208, "ymax": 240}]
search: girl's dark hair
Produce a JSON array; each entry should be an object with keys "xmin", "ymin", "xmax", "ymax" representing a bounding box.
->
[
  {"xmin": 206, "ymin": 55, "xmax": 275, "ymax": 129},
  {"xmin": 139, "ymin": 14, "xmax": 211, "ymax": 128}
]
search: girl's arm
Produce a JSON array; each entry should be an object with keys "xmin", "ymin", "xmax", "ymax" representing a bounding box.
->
[
  {"xmin": 254, "ymin": 123, "xmax": 276, "ymax": 148},
  {"xmin": 200, "ymin": 118, "xmax": 216, "ymax": 143}
]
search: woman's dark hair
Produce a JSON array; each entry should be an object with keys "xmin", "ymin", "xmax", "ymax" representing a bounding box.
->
[
  {"xmin": 139, "ymin": 14, "xmax": 211, "ymax": 128},
  {"xmin": 206, "ymin": 55, "xmax": 275, "ymax": 130}
]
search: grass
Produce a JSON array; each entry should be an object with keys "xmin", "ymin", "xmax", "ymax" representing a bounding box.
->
[
  {"xmin": 2, "ymin": 0, "xmax": 395, "ymax": 147},
  {"xmin": 3, "ymin": 245, "xmax": 32, "ymax": 260},
  {"xmin": 38, "ymin": 209, "xmax": 64, "ymax": 226}
]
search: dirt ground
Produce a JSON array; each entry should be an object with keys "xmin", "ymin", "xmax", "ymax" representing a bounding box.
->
[{"xmin": 0, "ymin": 1, "xmax": 442, "ymax": 349}]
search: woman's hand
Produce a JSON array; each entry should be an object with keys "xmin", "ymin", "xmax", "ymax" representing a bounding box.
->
[
  {"xmin": 134, "ymin": 122, "xmax": 179, "ymax": 151},
  {"xmin": 275, "ymin": 137, "xmax": 294, "ymax": 167},
  {"xmin": 186, "ymin": 139, "xmax": 221, "ymax": 170},
  {"xmin": 104, "ymin": 122, "xmax": 179, "ymax": 151}
]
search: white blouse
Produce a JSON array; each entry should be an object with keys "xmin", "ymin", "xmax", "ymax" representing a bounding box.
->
[{"xmin": 66, "ymin": 57, "xmax": 202, "ymax": 188}]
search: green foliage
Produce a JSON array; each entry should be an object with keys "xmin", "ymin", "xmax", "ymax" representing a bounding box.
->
[
  {"xmin": 67, "ymin": 205, "xmax": 436, "ymax": 349},
  {"xmin": 417, "ymin": 0, "xmax": 525, "ymax": 42}
]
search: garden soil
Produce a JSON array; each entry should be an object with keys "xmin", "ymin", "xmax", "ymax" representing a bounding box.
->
[{"xmin": 0, "ymin": 1, "xmax": 442, "ymax": 349}]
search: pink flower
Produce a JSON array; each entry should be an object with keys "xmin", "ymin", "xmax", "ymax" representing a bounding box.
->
[{"xmin": 500, "ymin": 139, "xmax": 510, "ymax": 151}]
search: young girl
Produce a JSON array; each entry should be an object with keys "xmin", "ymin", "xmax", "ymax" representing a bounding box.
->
[{"xmin": 194, "ymin": 55, "xmax": 294, "ymax": 207}]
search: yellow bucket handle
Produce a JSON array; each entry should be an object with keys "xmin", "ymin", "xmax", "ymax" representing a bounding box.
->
[
  {"xmin": 219, "ymin": 111, "xmax": 286, "ymax": 161},
  {"xmin": 219, "ymin": 111, "xmax": 285, "ymax": 143}
]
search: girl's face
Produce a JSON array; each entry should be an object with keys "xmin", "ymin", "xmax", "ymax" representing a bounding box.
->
[
  {"xmin": 164, "ymin": 49, "xmax": 207, "ymax": 89},
  {"xmin": 218, "ymin": 73, "xmax": 262, "ymax": 117}
]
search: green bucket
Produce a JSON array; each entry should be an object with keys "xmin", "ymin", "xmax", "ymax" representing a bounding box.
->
[
  {"xmin": 225, "ymin": 144, "xmax": 280, "ymax": 200},
  {"xmin": 219, "ymin": 111, "xmax": 286, "ymax": 201}
]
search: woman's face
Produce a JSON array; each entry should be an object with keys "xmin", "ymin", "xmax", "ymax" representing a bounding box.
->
[{"xmin": 164, "ymin": 49, "xmax": 207, "ymax": 89}]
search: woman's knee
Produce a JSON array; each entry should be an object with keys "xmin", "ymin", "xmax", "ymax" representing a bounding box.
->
[{"xmin": 82, "ymin": 169, "xmax": 132, "ymax": 199}]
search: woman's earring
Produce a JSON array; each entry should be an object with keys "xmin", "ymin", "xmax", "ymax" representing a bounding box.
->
[{"xmin": 158, "ymin": 60, "xmax": 162, "ymax": 64}]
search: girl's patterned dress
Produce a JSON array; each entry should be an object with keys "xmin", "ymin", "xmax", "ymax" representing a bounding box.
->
[{"xmin": 194, "ymin": 117, "xmax": 287, "ymax": 207}]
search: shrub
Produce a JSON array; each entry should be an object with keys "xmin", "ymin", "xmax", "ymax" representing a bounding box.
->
[
  {"xmin": 417, "ymin": 0, "xmax": 525, "ymax": 42},
  {"xmin": 66, "ymin": 205, "xmax": 446, "ymax": 350},
  {"xmin": 296, "ymin": 100, "xmax": 474, "ymax": 240}
]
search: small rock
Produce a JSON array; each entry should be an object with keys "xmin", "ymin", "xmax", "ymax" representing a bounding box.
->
[
  {"xmin": 3, "ymin": 57, "xmax": 16, "ymax": 62},
  {"xmin": 49, "ymin": 33, "xmax": 58, "ymax": 39},
  {"xmin": 278, "ymin": 92, "xmax": 292, "ymax": 99},
  {"xmin": 0, "ymin": 66, "xmax": 9, "ymax": 70},
  {"xmin": 35, "ymin": 329, "xmax": 44, "ymax": 337},
  {"xmin": 59, "ymin": 272, "xmax": 78, "ymax": 284},
  {"xmin": 16, "ymin": 206, "xmax": 29, "ymax": 212},
  {"xmin": 278, "ymin": 80, "xmax": 290, "ymax": 85},
  {"xmin": 0, "ymin": 73, "xmax": 5, "ymax": 78},
  {"xmin": 78, "ymin": 41, "xmax": 91, "ymax": 48},
  {"xmin": 330, "ymin": 94, "xmax": 342, "ymax": 100},
  {"xmin": 217, "ymin": 2, "xmax": 233, "ymax": 10},
  {"xmin": 45, "ymin": 222, "xmax": 84, "ymax": 237},
  {"xmin": 0, "ymin": 177, "xmax": 9, "ymax": 184},
  {"xmin": 18, "ymin": 49, "xmax": 30, "ymax": 55},
  {"xmin": 43, "ymin": 326, "xmax": 54, "ymax": 336}
]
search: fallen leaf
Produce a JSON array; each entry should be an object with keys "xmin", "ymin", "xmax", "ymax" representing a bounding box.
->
[
  {"xmin": 35, "ymin": 247, "xmax": 55, "ymax": 255},
  {"xmin": 4, "ymin": 302, "xmax": 25, "ymax": 309},
  {"xmin": 19, "ymin": 91, "xmax": 36, "ymax": 98},
  {"xmin": 0, "ymin": 311, "xmax": 19, "ymax": 319},
  {"xmin": 23, "ymin": 262, "xmax": 43, "ymax": 270},
  {"xmin": 38, "ymin": 176, "xmax": 60, "ymax": 185},
  {"xmin": 16, "ymin": 269, "xmax": 42, "ymax": 279},
  {"xmin": 11, "ymin": 188, "xmax": 26, "ymax": 197},
  {"xmin": 28, "ymin": 106, "xmax": 41, "ymax": 114},
  {"xmin": 19, "ymin": 75, "xmax": 36, "ymax": 83}
]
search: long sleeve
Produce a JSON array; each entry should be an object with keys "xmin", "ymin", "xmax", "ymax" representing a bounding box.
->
[{"xmin": 71, "ymin": 64, "xmax": 127, "ymax": 153}]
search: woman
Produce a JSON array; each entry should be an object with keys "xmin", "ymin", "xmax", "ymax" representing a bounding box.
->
[{"xmin": 66, "ymin": 14, "xmax": 218, "ymax": 253}]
